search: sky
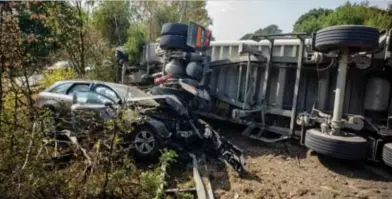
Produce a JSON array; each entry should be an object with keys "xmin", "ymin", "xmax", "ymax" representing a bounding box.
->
[{"xmin": 206, "ymin": 0, "xmax": 391, "ymax": 40}]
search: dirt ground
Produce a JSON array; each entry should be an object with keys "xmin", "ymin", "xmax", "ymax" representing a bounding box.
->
[{"xmin": 168, "ymin": 125, "xmax": 392, "ymax": 199}]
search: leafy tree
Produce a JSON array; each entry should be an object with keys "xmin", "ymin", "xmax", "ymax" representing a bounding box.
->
[
  {"xmin": 91, "ymin": 0, "xmax": 132, "ymax": 46},
  {"xmin": 124, "ymin": 23, "xmax": 148, "ymax": 64},
  {"xmin": 293, "ymin": 1, "xmax": 392, "ymax": 33},
  {"xmin": 14, "ymin": 1, "xmax": 59, "ymax": 67},
  {"xmin": 324, "ymin": 2, "xmax": 392, "ymax": 29},
  {"xmin": 1, "ymin": 1, "xmax": 59, "ymax": 114},
  {"xmin": 255, "ymin": 24, "xmax": 282, "ymax": 35},
  {"xmin": 125, "ymin": 0, "xmax": 210, "ymax": 63},
  {"xmin": 44, "ymin": 1, "xmax": 117, "ymax": 81},
  {"xmin": 46, "ymin": 1, "xmax": 91, "ymax": 76},
  {"xmin": 239, "ymin": 24, "xmax": 282, "ymax": 40},
  {"xmin": 0, "ymin": 1, "xmax": 60, "ymax": 79},
  {"xmin": 239, "ymin": 33, "xmax": 253, "ymax": 40},
  {"xmin": 293, "ymin": 8, "xmax": 332, "ymax": 33},
  {"xmin": 134, "ymin": 0, "xmax": 209, "ymax": 42},
  {"xmin": 172, "ymin": 0, "xmax": 210, "ymax": 27}
]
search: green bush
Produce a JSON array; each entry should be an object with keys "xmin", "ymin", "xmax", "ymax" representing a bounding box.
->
[
  {"xmin": 40, "ymin": 68, "xmax": 76, "ymax": 88},
  {"xmin": 86, "ymin": 60, "xmax": 117, "ymax": 82},
  {"xmin": 1, "ymin": 70, "xmax": 179, "ymax": 198}
]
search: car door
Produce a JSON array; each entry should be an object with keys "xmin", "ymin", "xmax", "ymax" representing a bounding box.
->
[
  {"xmin": 71, "ymin": 91, "xmax": 116, "ymax": 132},
  {"xmin": 64, "ymin": 83, "xmax": 91, "ymax": 108},
  {"xmin": 53, "ymin": 82, "xmax": 92, "ymax": 124},
  {"xmin": 39, "ymin": 82, "xmax": 74, "ymax": 112},
  {"xmin": 91, "ymin": 84, "xmax": 122, "ymax": 103}
]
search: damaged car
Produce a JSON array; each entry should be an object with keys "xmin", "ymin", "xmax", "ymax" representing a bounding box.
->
[{"xmin": 37, "ymin": 80, "xmax": 246, "ymax": 174}]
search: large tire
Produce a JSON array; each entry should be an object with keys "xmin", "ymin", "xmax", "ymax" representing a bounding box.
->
[
  {"xmin": 382, "ymin": 143, "xmax": 392, "ymax": 168},
  {"xmin": 315, "ymin": 25, "xmax": 379, "ymax": 53},
  {"xmin": 305, "ymin": 128, "xmax": 368, "ymax": 160},
  {"xmin": 159, "ymin": 35, "xmax": 195, "ymax": 52},
  {"xmin": 161, "ymin": 23, "xmax": 188, "ymax": 36}
]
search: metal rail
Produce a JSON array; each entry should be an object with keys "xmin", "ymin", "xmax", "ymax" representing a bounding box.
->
[
  {"xmin": 250, "ymin": 33, "xmax": 310, "ymax": 41},
  {"xmin": 164, "ymin": 154, "xmax": 214, "ymax": 199},
  {"xmin": 289, "ymin": 35, "xmax": 306, "ymax": 136}
]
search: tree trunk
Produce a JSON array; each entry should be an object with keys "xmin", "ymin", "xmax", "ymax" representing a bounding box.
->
[
  {"xmin": 0, "ymin": 5, "xmax": 4, "ymax": 132},
  {"xmin": 77, "ymin": 2, "xmax": 86, "ymax": 76},
  {"xmin": 22, "ymin": 66, "xmax": 35, "ymax": 122}
]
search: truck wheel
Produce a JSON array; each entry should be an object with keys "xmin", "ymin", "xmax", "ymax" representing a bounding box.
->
[
  {"xmin": 315, "ymin": 25, "xmax": 379, "ymax": 53},
  {"xmin": 305, "ymin": 128, "xmax": 368, "ymax": 160},
  {"xmin": 382, "ymin": 143, "xmax": 392, "ymax": 167},
  {"xmin": 159, "ymin": 35, "xmax": 195, "ymax": 52},
  {"xmin": 161, "ymin": 23, "xmax": 188, "ymax": 36}
]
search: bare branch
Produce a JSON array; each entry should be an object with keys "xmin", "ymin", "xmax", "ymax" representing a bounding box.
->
[{"xmin": 21, "ymin": 123, "xmax": 37, "ymax": 170}]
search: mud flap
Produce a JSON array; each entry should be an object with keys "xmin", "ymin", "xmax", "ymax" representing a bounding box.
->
[
  {"xmin": 218, "ymin": 140, "xmax": 246, "ymax": 175},
  {"xmin": 206, "ymin": 129, "xmax": 246, "ymax": 175}
]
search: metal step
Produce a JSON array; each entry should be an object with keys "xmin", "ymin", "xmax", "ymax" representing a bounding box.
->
[
  {"xmin": 255, "ymin": 128, "xmax": 264, "ymax": 138},
  {"xmin": 249, "ymin": 134, "xmax": 290, "ymax": 143},
  {"xmin": 242, "ymin": 122, "xmax": 291, "ymax": 143},
  {"xmin": 241, "ymin": 123, "xmax": 258, "ymax": 136}
]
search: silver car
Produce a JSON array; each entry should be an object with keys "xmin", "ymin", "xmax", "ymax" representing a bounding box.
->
[{"xmin": 36, "ymin": 80, "xmax": 149, "ymax": 128}]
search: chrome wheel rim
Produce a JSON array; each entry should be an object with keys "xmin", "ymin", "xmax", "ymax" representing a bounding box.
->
[{"xmin": 134, "ymin": 130, "xmax": 155, "ymax": 154}]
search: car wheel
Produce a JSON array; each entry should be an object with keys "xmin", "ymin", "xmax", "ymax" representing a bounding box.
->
[
  {"xmin": 159, "ymin": 35, "xmax": 195, "ymax": 52},
  {"xmin": 315, "ymin": 25, "xmax": 379, "ymax": 53},
  {"xmin": 305, "ymin": 128, "xmax": 368, "ymax": 160},
  {"xmin": 382, "ymin": 143, "xmax": 392, "ymax": 168},
  {"xmin": 161, "ymin": 23, "xmax": 188, "ymax": 36},
  {"xmin": 129, "ymin": 126, "xmax": 162, "ymax": 160}
]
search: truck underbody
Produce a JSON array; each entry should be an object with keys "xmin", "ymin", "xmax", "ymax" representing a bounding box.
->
[{"xmin": 194, "ymin": 28, "xmax": 392, "ymax": 164}]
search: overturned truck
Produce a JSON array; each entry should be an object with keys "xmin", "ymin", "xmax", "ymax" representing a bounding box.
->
[
  {"xmin": 148, "ymin": 23, "xmax": 392, "ymax": 167},
  {"xmin": 200, "ymin": 26, "xmax": 392, "ymax": 165}
]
